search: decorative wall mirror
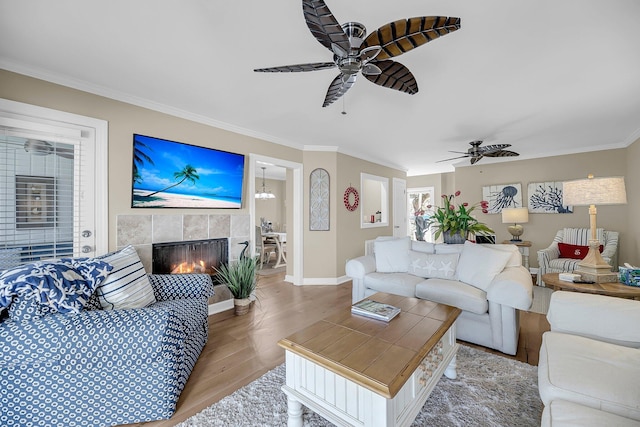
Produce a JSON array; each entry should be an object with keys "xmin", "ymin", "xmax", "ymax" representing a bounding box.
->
[
  {"xmin": 309, "ymin": 168, "xmax": 330, "ymax": 230},
  {"xmin": 360, "ymin": 173, "xmax": 389, "ymax": 229}
]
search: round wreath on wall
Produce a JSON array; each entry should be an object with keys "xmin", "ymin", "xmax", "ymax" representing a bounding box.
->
[{"xmin": 343, "ymin": 186, "xmax": 359, "ymax": 211}]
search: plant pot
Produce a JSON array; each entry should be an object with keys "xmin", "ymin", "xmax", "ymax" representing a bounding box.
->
[
  {"xmin": 443, "ymin": 230, "xmax": 468, "ymax": 244},
  {"xmin": 234, "ymin": 298, "xmax": 252, "ymax": 315}
]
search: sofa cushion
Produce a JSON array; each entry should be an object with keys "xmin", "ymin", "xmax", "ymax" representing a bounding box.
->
[
  {"xmin": 95, "ymin": 245, "xmax": 157, "ymax": 310},
  {"xmin": 374, "ymin": 237, "xmax": 411, "ymax": 273},
  {"xmin": 408, "ymin": 252, "xmax": 459, "ymax": 280},
  {"xmin": 538, "ymin": 331, "xmax": 640, "ymax": 421},
  {"xmin": 0, "ymin": 258, "xmax": 112, "ymax": 322},
  {"xmin": 485, "ymin": 244, "xmax": 522, "ymax": 268},
  {"xmin": 456, "ymin": 241, "xmax": 512, "ymax": 291},
  {"xmin": 434, "ymin": 243, "xmax": 464, "ymax": 254},
  {"xmin": 410, "ymin": 240, "xmax": 435, "ymax": 254},
  {"xmin": 363, "ymin": 272, "xmax": 424, "ymax": 298},
  {"xmin": 415, "ymin": 278, "xmax": 488, "ymax": 315},
  {"xmin": 541, "ymin": 400, "xmax": 640, "ymax": 427}
]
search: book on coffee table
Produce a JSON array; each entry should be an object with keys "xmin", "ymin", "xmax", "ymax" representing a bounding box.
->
[{"xmin": 351, "ymin": 299, "xmax": 401, "ymax": 322}]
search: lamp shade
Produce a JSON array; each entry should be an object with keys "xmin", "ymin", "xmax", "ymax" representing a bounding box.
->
[
  {"xmin": 563, "ymin": 176, "xmax": 627, "ymax": 206},
  {"xmin": 501, "ymin": 207, "xmax": 529, "ymax": 224}
]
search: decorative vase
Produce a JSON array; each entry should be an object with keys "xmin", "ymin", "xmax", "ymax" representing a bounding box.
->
[
  {"xmin": 443, "ymin": 230, "xmax": 468, "ymax": 244},
  {"xmin": 234, "ymin": 298, "xmax": 252, "ymax": 315}
]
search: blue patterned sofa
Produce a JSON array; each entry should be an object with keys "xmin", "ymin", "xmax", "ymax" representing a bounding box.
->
[{"xmin": 0, "ymin": 246, "xmax": 214, "ymax": 427}]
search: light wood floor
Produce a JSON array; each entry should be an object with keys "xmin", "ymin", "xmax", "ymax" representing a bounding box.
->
[{"xmin": 128, "ymin": 273, "xmax": 549, "ymax": 427}]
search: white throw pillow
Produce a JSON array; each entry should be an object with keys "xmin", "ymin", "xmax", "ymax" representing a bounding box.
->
[
  {"xmin": 374, "ymin": 237, "xmax": 411, "ymax": 273},
  {"xmin": 456, "ymin": 241, "xmax": 512, "ymax": 291},
  {"xmin": 485, "ymin": 244, "xmax": 522, "ymax": 268},
  {"xmin": 408, "ymin": 252, "xmax": 459, "ymax": 279},
  {"xmin": 95, "ymin": 245, "xmax": 157, "ymax": 309},
  {"xmin": 411, "ymin": 240, "xmax": 435, "ymax": 254}
]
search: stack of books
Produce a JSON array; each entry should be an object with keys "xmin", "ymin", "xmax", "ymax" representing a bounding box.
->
[{"xmin": 351, "ymin": 299, "xmax": 401, "ymax": 322}]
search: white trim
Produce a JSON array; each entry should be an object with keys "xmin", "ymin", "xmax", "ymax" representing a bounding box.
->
[
  {"xmin": 0, "ymin": 98, "xmax": 108, "ymax": 255},
  {"xmin": 302, "ymin": 275, "xmax": 351, "ymax": 286},
  {"xmin": 207, "ymin": 298, "xmax": 234, "ymax": 315},
  {"xmin": 249, "ymin": 154, "xmax": 304, "ymax": 286}
]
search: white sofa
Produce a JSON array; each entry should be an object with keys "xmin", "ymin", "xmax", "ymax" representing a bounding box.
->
[
  {"xmin": 345, "ymin": 237, "xmax": 533, "ymax": 355},
  {"xmin": 538, "ymin": 291, "xmax": 640, "ymax": 426}
]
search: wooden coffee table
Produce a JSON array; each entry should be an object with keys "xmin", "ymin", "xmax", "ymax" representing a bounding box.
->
[
  {"xmin": 277, "ymin": 292, "xmax": 461, "ymax": 427},
  {"xmin": 542, "ymin": 273, "xmax": 640, "ymax": 299}
]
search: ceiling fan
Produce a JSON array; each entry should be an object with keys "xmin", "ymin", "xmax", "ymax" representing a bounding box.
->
[
  {"xmin": 254, "ymin": 0, "xmax": 461, "ymax": 107},
  {"xmin": 438, "ymin": 140, "xmax": 520, "ymax": 165}
]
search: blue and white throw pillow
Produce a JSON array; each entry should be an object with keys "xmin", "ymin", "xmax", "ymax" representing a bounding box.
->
[
  {"xmin": 0, "ymin": 259, "xmax": 112, "ymax": 322},
  {"xmin": 94, "ymin": 245, "xmax": 157, "ymax": 310}
]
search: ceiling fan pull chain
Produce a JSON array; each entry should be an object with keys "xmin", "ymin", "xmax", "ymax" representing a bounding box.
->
[{"xmin": 342, "ymin": 95, "xmax": 347, "ymax": 115}]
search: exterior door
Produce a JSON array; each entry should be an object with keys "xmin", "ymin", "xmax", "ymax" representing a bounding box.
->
[{"xmin": 0, "ymin": 99, "xmax": 107, "ymax": 267}]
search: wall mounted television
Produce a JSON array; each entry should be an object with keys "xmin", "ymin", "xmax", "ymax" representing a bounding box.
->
[{"xmin": 131, "ymin": 134, "xmax": 245, "ymax": 209}]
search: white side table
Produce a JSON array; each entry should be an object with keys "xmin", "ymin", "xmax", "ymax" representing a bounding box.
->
[{"xmin": 503, "ymin": 240, "xmax": 532, "ymax": 269}]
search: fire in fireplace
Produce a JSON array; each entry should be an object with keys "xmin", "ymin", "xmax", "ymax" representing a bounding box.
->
[{"xmin": 152, "ymin": 238, "xmax": 228, "ymax": 279}]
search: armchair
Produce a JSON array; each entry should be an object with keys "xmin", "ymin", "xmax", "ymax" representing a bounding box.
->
[{"xmin": 537, "ymin": 228, "xmax": 619, "ymax": 286}]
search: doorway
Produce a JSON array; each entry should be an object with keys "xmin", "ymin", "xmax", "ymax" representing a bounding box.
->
[
  {"xmin": 249, "ymin": 154, "xmax": 303, "ymax": 285},
  {"xmin": 0, "ymin": 98, "xmax": 108, "ymax": 264}
]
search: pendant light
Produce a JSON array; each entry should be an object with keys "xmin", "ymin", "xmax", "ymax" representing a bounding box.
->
[{"xmin": 255, "ymin": 166, "xmax": 276, "ymax": 199}]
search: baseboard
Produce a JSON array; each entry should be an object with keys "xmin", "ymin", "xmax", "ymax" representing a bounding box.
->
[
  {"xmin": 302, "ymin": 275, "xmax": 351, "ymax": 286},
  {"xmin": 208, "ymin": 298, "xmax": 233, "ymax": 315}
]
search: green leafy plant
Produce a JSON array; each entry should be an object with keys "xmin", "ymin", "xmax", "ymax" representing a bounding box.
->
[
  {"xmin": 214, "ymin": 256, "xmax": 259, "ymax": 300},
  {"xmin": 426, "ymin": 191, "xmax": 494, "ymax": 240}
]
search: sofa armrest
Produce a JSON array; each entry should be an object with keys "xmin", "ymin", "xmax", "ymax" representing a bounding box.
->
[
  {"xmin": 346, "ymin": 255, "xmax": 376, "ymax": 304},
  {"xmin": 486, "ymin": 266, "xmax": 533, "ymax": 310},
  {"xmin": 345, "ymin": 255, "xmax": 376, "ymax": 279},
  {"xmin": 547, "ymin": 291, "xmax": 640, "ymax": 347},
  {"xmin": 0, "ymin": 307, "xmax": 184, "ymax": 367},
  {"xmin": 148, "ymin": 273, "xmax": 214, "ymax": 301}
]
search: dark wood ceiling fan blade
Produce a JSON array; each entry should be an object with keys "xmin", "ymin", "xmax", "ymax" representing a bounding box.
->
[
  {"xmin": 484, "ymin": 150, "xmax": 520, "ymax": 158},
  {"xmin": 254, "ymin": 62, "xmax": 336, "ymax": 73},
  {"xmin": 363, "ymin": 60, "xmax": 418, "ymax": 94},
  {"xmin": 478, "ymin": 143, "xmax": 512, "ymax": 154},
  {"xmin": 302, "ymin": 0, "xmax": 350, "ymax": 54},
  {"xmin": 322, "ymin": 74, "xmax": 356, "ymax": 107},
  {"xmin": 362, "ymin": 16, "xmax": 461, "ymax": 61}
]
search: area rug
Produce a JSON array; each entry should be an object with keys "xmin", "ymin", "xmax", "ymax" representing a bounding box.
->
[{"xmin": 177, "ymin": 345, "xmax": 542, "ymax": 427}]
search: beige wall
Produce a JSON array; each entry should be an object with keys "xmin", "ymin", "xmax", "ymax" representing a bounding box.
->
[
  {"xmin": 0, "ymin": 70, "xmax": 302, "ymax": 251},
  {"xmin": 335, "ymin": 153, "xmax": 406, "ymax": 278},
  {"xmin": 254, "ymin": 178, "xmax": 285, "ymax": 231},
  {"xmin": 422, "ymin": 148, "xmax": 636, "ymax": 268},
  {"xmin": 625, "ymin": 138, "xmax": 640, "ymax": 265},
  {"xmin": 3, "ymin": 69, "xmax": 637, "ymax": 281}
]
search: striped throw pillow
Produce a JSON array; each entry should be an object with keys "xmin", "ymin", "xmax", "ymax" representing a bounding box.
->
[{"xmin": 95, "ymin": 245, "xmax": 156, "ymax": 310}]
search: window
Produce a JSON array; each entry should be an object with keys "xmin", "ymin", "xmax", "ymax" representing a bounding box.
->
[{"xmin": 408, "ymin": 187, "xmax": 434, "ymax": 242}]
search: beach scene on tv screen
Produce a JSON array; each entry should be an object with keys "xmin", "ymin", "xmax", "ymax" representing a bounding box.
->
[{"xmin": 132, "ymin": 134, "xmax": 244, "ymax": 208}]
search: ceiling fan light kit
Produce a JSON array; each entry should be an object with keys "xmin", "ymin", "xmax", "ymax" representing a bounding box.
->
[{"xmin": 254, "ymin": 0, "xmax": 460, "ymax": 107}]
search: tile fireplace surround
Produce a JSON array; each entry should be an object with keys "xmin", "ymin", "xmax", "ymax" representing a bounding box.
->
[{"xmin": 117, "ymin": 213, "xmax": 251, "ymax": 310}]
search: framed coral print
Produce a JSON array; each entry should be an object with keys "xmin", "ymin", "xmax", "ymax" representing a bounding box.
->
[
  {"xmin": 527, "ymin": 182, "xmax": 573, "ymax": 213},
  {"xmin": 482, "ymin": 183, "xmax": 523, "ymax": 214}
]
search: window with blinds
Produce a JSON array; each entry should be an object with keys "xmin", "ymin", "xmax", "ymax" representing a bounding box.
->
[{"xmin": 0, "ymin": 130, "xmax": 79, "ymax": 270}]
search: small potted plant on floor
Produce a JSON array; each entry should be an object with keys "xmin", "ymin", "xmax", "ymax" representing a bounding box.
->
[{"xmin": 214, "ymin": 256, "xmax": 259, "ymax": 315}]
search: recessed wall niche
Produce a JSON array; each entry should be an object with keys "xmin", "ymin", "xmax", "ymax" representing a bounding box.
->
[{"xmin": 360, "ymin": 173, "xmax": 389, "ymax": 229}]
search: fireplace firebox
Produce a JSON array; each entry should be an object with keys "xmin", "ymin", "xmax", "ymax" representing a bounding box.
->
[{"xmin": 152, "ymin": 238, "xmax": 228, "ymax": 281}]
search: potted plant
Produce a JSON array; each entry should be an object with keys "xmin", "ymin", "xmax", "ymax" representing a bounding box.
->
[
  {"xmin": 214, "ymin": 256, "xmax": 259, "ymax": 315},
  {"xmin": 427, "ymin": 191, "xmax": 494, "ymax": 243}
]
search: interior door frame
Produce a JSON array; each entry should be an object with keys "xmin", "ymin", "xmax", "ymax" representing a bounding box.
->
[
  {"xmin": 0, "ymin": 98, "xmax": 108, "ymax": 255},
  {"xmin": 392, "ymin": 177, "xmax": 407, "ymax": 238},
  {"xmin": 249, "ymin": 153, "xmax": 303, "ymax": 286}
]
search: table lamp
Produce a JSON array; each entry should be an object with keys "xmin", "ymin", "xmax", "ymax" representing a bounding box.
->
[
  {"xmin": 562, "ymin": 174, "xmax": 627, "ymax": 283},
  {"xmin": 501, "ymin": 207, "xmax": 529, "ymax": 242}
]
